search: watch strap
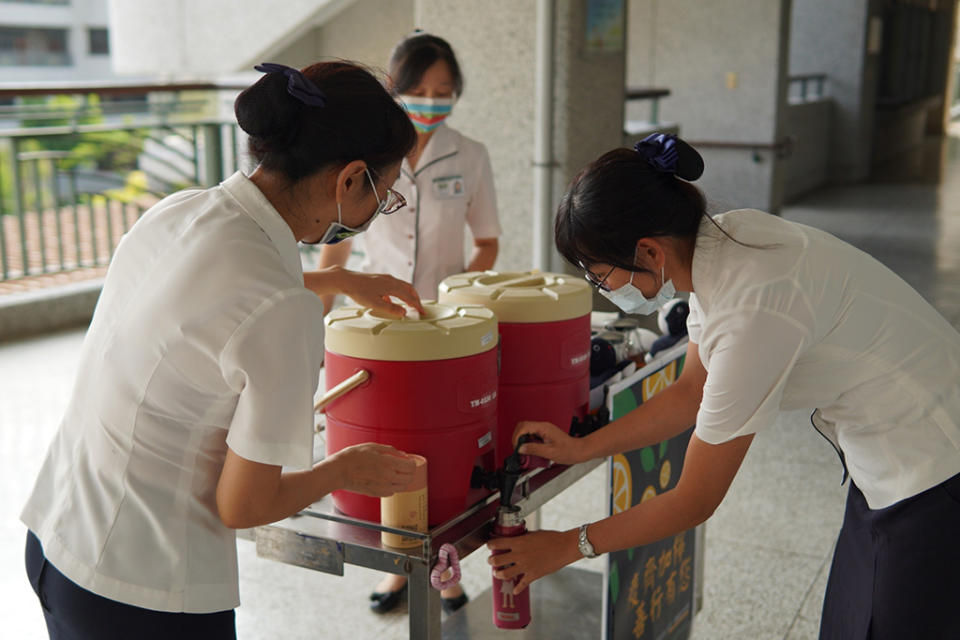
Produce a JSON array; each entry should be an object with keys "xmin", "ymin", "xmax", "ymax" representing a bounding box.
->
[{"xmin": 578, "ymin": 523, "xmax": 597, "ymax": 558}]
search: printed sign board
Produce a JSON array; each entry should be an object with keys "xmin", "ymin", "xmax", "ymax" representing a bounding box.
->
[{"xmin": 603, "ymin": 341, "xmax": 701, "ymax": 640}]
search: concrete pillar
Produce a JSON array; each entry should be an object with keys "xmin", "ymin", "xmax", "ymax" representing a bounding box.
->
[
  {"xmin": 415, "ymin": 0, "xmax": 627, "ymax": 272},
  {"xmin": 628, "ymin": 0, "xmax": 793, "ymax": 213},
  {"xmin": 789, "ymin": 0, "xmax": 879, "ymax": 183}
]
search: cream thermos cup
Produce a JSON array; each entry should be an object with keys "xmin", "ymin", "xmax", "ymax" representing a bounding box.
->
[{"xmin": 380, "ymin": 455, "xmax": 428, "ymax": 548}]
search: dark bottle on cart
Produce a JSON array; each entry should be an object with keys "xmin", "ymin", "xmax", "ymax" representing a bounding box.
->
[{"xmin": 490, "ymin": 505, "xmax": 531, "ymax": 629}]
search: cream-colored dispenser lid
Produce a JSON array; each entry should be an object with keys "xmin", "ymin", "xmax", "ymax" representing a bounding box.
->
[
  {"xmin": 439, "ymin": 270, "xmax": 592, "ymax": 323},
  {"xmin": 324, "ymin": 302, "xmax": 498, "ymax": 361}
]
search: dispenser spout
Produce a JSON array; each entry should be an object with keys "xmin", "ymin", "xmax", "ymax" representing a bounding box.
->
[{"xmin": 499, "ymin": 434, "xmax": 539, "ymax": 507}]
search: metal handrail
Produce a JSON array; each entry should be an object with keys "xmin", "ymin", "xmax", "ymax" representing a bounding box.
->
[
  {"xmin": 0, "ymin": 108, "xmax": 242, "ymax": 282},
  {"xmin": 624, "ymin": 87, "xmax": 672, "ymax": 126},
  {"xmin": 684, "ymin": 137, "xmax": 794, "ymax": 161},
  {"xmin": 0, "ymin": 80, "xmax": 249, "ymax": 99}
]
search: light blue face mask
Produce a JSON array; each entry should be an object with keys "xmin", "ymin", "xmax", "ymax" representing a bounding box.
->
[{"xmin": 600, "ymin": 265, "xmax": 676, "ymax": 315}]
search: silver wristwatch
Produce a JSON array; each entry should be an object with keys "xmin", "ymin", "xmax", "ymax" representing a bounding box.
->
[{"xmin": 578, "ymin": 523, "xmax": 598, "ymax": 558}]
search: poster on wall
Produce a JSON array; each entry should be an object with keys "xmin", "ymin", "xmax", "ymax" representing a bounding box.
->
[
  {"xmin": 603, "ymin": 341, "xmax": 699, "ymax": 640},
  {"xmin": 586, "ymin": 0, "xmax": 625, "ymax": 53}
]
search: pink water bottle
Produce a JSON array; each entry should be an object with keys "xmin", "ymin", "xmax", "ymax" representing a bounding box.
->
[{"xmin": 490, "ymin": 506, "xmax": 531, "ymax": 629}]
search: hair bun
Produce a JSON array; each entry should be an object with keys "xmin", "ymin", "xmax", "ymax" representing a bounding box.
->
[{"xmin": 634, "ymin": 133, "xmax": 704, "ymax": 182}]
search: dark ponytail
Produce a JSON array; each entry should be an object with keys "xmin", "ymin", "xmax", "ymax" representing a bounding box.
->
[
  {"xmin": 234, "ymin": 60, "xmax": 417, "ymax": 184},
  {"xmin": 555, "ymin": 137, "xmax": 708, "ymax": 273}
]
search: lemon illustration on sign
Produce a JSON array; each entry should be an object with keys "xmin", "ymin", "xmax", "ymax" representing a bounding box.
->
[
  {"xmin": 659, "ymin": 459, "xmax": 672, "ymax": 489},
  {"xmin": 641, "ymin": 361, "xmax": 677, "ymax": 402},
  {"xmin": 611, "ymin": 454, "xmax": 632, "ymax": 514},
  {"xmin": 641, "ymin": 485, "xmax": 657, "ymax": 503}
]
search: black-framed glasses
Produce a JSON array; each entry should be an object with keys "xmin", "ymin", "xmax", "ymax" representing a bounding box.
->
[
  {"xmin": 367, "ymin": 168, "xmax": 407, "ymax": 215},
  {"xmin": 578, "ymin": 260, "xmax": 615, "ymax": 292}
]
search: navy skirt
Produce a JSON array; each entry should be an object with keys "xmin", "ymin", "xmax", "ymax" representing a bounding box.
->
[
  {"xmin": 25, "ymin": 531, "xmax": 236, "ymax": 640},
  {"xmin": 819, "ymin": 472, "xmax": 960, "ymax": 640}
]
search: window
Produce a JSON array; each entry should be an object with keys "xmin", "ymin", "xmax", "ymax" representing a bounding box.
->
[
  {"xmin": 88, "ymin": 27, "xmax": 107, "ymax": 55},
  {"xmin": 0, "ymin": 26, "xmax": 70, "ymax": 66}
]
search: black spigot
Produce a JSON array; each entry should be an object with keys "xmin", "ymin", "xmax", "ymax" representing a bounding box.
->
[
  {"xmin": 470, "ymin": 434, "xmax": 545, "ymax": 506},
  {"xmin": 500, "ymin": 434, "xmax": 539, "ymax": 507}
]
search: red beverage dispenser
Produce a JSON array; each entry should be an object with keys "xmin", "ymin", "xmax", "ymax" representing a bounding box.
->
[
  {"xmin": 323, "ymin": 302, "xmax": 499, "ymax": 525},
  {"xmin": 439, "ymin": 271, "xmax": 592, "ymax": 467}
]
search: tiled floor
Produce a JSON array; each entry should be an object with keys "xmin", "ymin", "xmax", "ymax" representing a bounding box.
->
[{"xmin": 3, "ymin": 133, "xmax": 960, "ymax": 639}]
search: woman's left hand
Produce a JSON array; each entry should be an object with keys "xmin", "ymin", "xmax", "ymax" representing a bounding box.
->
[
  {"xmin": 486, "ymin": 529, "xmax": 582, "ymax": 594},
  {"xmin": 305, "ymin": 266, "xmax": 424, "ymax": 316},
  {"xmin": 340, "ymin": 270, "xmax": 424, "ymax": 316}
]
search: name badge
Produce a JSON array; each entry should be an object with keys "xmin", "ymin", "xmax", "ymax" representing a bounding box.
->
[{"xmin": 432, "ymin": 174, "xmax": 465, "ymax": 199}]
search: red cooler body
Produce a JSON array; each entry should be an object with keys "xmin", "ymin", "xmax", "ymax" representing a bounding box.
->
[
  {"xmin": 439, "ymin": 271, "xmax": 592, "ymax": 467},
  {"xmin": 323, "ymin": 303, "xmax": 498, "ymax": 525}
]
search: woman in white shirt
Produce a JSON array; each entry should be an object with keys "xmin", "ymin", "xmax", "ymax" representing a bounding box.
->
[
  {"xmin": 486, "ymin": 134, "xmax": 960, "ymax": 639},
  {"xmin": 22, "ymin": 61, "xmax": 423, "ymax": 639},
  {"xmin": 318, "ymin": 32, "xmax": 501, "ymax": 312}
]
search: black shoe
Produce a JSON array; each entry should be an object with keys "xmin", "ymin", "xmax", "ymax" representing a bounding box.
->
[
  {"xmin": 369, "ymin": 583, "xmax": 407, "ymax": 614},
  {"xmin": 441, "ymin": 591, "xmax": 469, "ymax": 614}
]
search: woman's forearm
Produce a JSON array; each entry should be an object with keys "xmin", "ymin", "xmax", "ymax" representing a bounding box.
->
[
  {"xmin": 467, "ymin": 238, "xmax": 498, "ymax": 272},
  {"xmin": 217, "ymin": 454, "xmax": 344, "ymax": 529},
  {"xmin": 581, "ymin": 378, "xmax": 700, "ymax": 461},
  {"xmin": 585, "ymin": 484, "xmax": 710, "ymax": 556},
  {"xmin": 586, "ymin": 432, "xmax": 753, "ymax": 554},
  {"xmin": 218, "ymin": 443, "xmax": 415, "ymax": 529}
]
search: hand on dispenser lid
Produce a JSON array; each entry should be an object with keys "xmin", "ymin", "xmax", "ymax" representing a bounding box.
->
[
  {"xmin": 512, "ymin": 421, "xmax": 585, "ymax": 466},
  {"xmin": 306, "ymin": 266, "xmax": 424, "ymax": 317}
]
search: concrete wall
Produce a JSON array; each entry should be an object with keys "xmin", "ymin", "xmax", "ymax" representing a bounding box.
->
[
  {"xmin": 783, "ymin": 99, "xmax": 831, "ymax": 200},
  {"xmin": 413, "ymin": 1, "xmax": 537, "ymax": 273},
  {"xmin": 416, "ymin": 1, "xmax": 628, "ymax": 273},
  {"xmin": 108, "ymin": 0, "xmax": 361, "ymax": 76},
  {"xmin": 272, "ymin": 0, "xmax": 415, "ymax": 71},
  {"xmin": 627, "ymin": 0, "xmax": 793, "ymax": 213},
  {"xmin": 0, "ymin": 281, "xmax": 101, "ymax": 341}
]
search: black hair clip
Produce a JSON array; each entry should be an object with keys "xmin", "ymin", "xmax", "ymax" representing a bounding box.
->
[
  {"xmin": 254, "ymin": 63, "xmax": 327, "ymax": 107},
  {"xmin": 634, "ymin": 132, "xmax": 704, "ymax": 182}
]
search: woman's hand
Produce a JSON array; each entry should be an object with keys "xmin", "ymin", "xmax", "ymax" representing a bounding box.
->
[
  {"xmin": 304, "ymin": 266, "xmax": 424, "ymax": 317},
  {"xmin": 486, "ymin": 529, "xmax": 581, "ymax": 594},
  {"xmin": 513, "ymin": 421, "xmax": 587, "ymax": 465},
  {"xmin": 328, "ymin": 443, "xmax": 417, "ymax": 497},
  {"xmin": 341, "ymin": 271, "xmax": 424, "ymax": 317}
]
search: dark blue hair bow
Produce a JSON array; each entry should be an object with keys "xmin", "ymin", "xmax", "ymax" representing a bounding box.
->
[
  {"xmin": 254, "ymin": 63, "xmax": 327, "ymax": 107},
  {"xmin": 634, "ymin": 133, "xmax": 679, "ymax": 174}
]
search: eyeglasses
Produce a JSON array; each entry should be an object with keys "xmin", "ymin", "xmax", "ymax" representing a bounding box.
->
[
  {"xmin": 367, "ymin": 168, "xmax": 407, "ymax": 215},
  {"xmin": 578, "ymin": 260, "xmax": 615, "ymax": 292}
]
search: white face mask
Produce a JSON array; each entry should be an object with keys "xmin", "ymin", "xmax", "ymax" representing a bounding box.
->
[
  {"xmin": 315, "ymin": 169, "xmax": 387, "ymax": 245},
  {"xmin": 600, "ymin": 265, "xmax": 676, "ymax": 315}
]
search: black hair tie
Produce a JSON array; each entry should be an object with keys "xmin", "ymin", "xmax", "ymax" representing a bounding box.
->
[
  {"xmin": 254, "ymin": 63, "xmax": 327, "ymax": 107},
  {"xmin": 634, "ymin": 133, "xmax": 704, "ymax": 182}
]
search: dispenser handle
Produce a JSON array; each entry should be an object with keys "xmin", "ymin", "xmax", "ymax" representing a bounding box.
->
[{"xmin": 314, "ymin": 369, "xmax": 369, "ymax": 413}]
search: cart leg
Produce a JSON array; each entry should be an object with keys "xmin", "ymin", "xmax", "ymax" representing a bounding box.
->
[{"xmin": 408, "ymin": 560, "xmax": 442, "ymax": 639}]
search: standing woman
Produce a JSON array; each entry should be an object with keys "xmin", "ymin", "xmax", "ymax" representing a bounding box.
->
[
  {"xmin": 21, "ymin": 61, "xmax": 423, "ymax": 639},
  {"xmin": 488, "ymin": 134, "xmax": 960, "ymax": 639},
  {"xmin": 318, "ymin": 31, "xmax": 501, "ymax": 312},
  {"xmin": 319, "ymin": 31, "xmax": 498, "ymax": 615}
]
